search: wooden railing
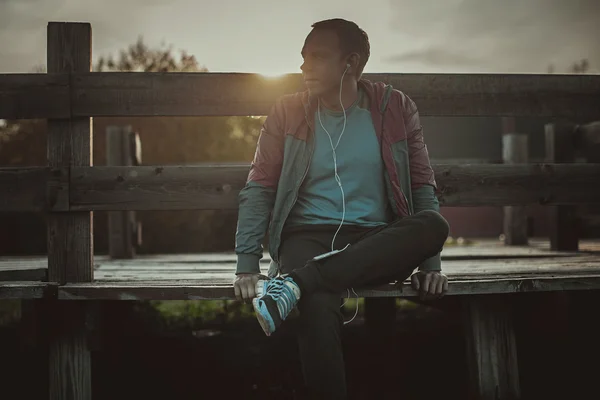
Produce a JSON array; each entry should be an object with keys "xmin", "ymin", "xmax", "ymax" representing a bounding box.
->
[
  {"xmin": 0, "ymin": 22, "xmax": 599, "ymax": 281},
  {"xmin": 2, "ymin": 163, "xmax": 600, "ymax": 213},
  {"xmin": 2, "ymin": 70, "xmax": 600, "ymax": 119}
]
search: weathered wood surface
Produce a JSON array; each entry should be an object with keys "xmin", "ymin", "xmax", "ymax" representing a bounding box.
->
[
  {"xmin": 106, "ymin": 125, "xmax": 139, "ymax": 258},
  {"xmin": 48, "ymin": 301, "xmax": 92, "ymax": 400},
  {"xmin": 502, "ymin": 126, "xmax": 529, "ymax": 245},
  {"xmin": 546, "ymin": 123, "xmax": 579, "ymax": 251},
  {"xmin": 7, "ymin": 253, "xmax": 600, "ymax": 299},
  {"xmin": 3, "ymin": 259, "xmax": 600, "ymax": 300},
  {"xmin": 2, "ymin": 239, "xmax": 599, "ymax": 299},
  {"xmin": 3, "ymin": 163, "xmax": 599, "ymax": 212},
  {"xmin": 1, "ymin": 237, "xmax": 597, "ymax": 275},
  {"xmin": 0, "ymin": 262, "xmax": 47, "ymax": 281},
  {"xmin": 463, "ymin": 295, "xmax": 521, "ymax": 399},
  {"xmin": 0, "ymin": 281, "xmax": 54, "ymax": 299},
  {"xmin": 0, "ymin": 73, "xmax": 70, "ymax": 119},
  {"xmin": 1, "ymin": 72, "xmax": 599, "ymax": 119},
  {"xmin": 0, "ymin": 167, "xmax": 70, "ymax": 212},
  {"xmin": 88, "ymin": 253, "xmax": 600, "ymax": 281},
  {"xmin": 47, "ymin": 22, "xmax": 94, "ymax": 285},
  {"xmin": 57, "ymin": 273, "xmax": 600, "ymax": 300},
  {"xmin": 0, "ymin": 167, "xmax": 52, "ymax": 212},
  {"xmin": 68, "ymin": 163, "xmax": 600, "ymax": 211},
  {"xmin": 47, "ymin": 21, "xmax": 93, "ymax": 400}
]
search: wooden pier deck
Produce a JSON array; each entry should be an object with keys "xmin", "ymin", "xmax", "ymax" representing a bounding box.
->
[{"xmin": 2, "ymin": 238, "xmax": 599, "ymax": 300}]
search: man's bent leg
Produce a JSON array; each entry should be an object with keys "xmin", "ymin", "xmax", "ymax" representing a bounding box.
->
[
  {"xmin": 296, "ymin": 291, "xmax": 347, "ymax": 399},
  {"xmin": 279, "ymin": 230, "xmax": 351, "ymax": 399},
  {"xmin": 290, "ymin": 210, "xmax": 450, "ymax": 294}
]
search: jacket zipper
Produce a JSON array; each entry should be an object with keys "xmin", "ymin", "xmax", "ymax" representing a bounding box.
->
[
  {"xmin": 273, "ymin": 114, "xmax": 314, "ymax": 264},
  {"xmin": 381, "ymin": 85, "xmax": 411, "ymax": 217}
]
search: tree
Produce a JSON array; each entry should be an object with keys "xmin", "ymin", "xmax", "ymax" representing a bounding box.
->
[
  {"xmin": 0, "ymin": 36, "xmax": 265, "ymax": 255},
  {"xmin": 547, "ymin": 58, "xmax": 592, "ymax": 74},
  {"xmin": 94, "ymin": 36, "xmax": 207, "ymax": 73},
  {"xmin": 92, "ymin": 36, "xmax": 263, "ymax": 253}
]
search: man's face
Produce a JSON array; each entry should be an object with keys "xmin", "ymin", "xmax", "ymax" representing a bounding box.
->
[{"xmin": 300, "ymin": 29, "xmax": 347, "ymax": 97}]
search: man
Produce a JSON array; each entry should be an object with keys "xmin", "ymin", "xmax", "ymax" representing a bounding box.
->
[{"xmin": 233, "ymin": 18, "xmax": 450, "ymax": 399}]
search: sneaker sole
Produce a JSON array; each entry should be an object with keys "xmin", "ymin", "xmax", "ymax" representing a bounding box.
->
[{"xmin": 252, "ymin": 297, "xmax": 275, "ymax": 337}]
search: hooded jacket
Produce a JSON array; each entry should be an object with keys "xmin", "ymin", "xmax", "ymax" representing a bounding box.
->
[{"xmin": 235, "ymin": 79, "xmax": 440, "ymax": 277}]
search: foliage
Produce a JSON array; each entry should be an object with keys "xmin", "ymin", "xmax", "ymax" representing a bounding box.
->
[
  {"xmin": 0, "ymin": 300, "xmax": 20, "ymax": 327},
  {"xmin": 94, "ymin": 36, "xmax": 207, "ymax": 73},
  {"xmin": 547, "ymin": 58, "xmax": 592, "ymax": 74},
  {"xmin": 0, "ymin": 36, "xmax": 264, "ymax": 254}
]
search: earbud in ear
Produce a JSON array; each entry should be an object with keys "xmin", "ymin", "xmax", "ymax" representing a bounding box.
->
[{"xmin": 346, "ymin": 63, "xmax": 351, "ymax": 69}]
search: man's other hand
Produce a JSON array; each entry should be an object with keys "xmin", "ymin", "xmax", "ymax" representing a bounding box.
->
[
  {"xmin": 233, "ymin": 273, "xmax": 261, "ymax": 302},
  {"xmin": 410, "ymin": 271, "xmax": 448, "ymax": 301}
]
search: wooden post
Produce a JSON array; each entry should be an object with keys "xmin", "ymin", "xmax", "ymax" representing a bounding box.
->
[
  {"xmin": 502, "ymin": 117, "xmax": 528, "ymax": 245},
  {"xmin": 545, "ymin": 123, "xmax": 579, "ymax": 251},
  {"xmin": 47, "ymin": 22, "xmax": 93, "ymax": 400},
  {"xmin": 363, "ymin": 297, "xmax": 397, "ymax": 397},
  {"xmin": 463, "ymin": 295, "xmax": 520, "ymax": 400},
  {"xmin": 106, "ymin": 125, "xmax": 142, "ymax": 258}
]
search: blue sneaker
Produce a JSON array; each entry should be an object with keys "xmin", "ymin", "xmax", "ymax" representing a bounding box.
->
[{"xmin": 252, "ymin": 275, "xmax": 301, "ymax": 336}]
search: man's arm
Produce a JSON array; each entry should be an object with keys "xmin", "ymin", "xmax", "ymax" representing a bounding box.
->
[
  {"xmin": 403, "ymin": 95, "xmax": 442, "ymax": 272},
  {"xmin": 235, "ymin": 99, "xmax": 285, "ymax": 275}
]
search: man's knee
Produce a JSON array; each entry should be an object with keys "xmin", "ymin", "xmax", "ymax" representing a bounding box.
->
[{"xmin": 416, "ymin": 210, "xmax": 450, "ymax": 247}]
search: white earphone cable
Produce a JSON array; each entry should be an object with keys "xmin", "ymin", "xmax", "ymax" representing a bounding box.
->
[
  {"xmin": 317, "ymin": 65, "xmax": 349, "ymax": 253},
  {"xmin": 317, "ymin": 64, "xmax": 359, "ymax": 325}
]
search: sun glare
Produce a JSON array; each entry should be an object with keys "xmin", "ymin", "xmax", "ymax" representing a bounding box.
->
[
  {"xmin": 258, "ymin": 69, "xmax": 289, "ymax": 79},
  {"xmin": 259, "ymin": 72, "xmax": 287, "ymax": 79}
]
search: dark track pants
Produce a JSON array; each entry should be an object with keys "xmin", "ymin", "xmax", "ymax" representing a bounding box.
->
[{"xmin": 279, "ymin": 210, "xmax": 450, "ymax": 399}]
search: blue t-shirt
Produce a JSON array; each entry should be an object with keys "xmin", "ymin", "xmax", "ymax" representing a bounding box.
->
[{"xmin": 286, "ymin": 89, "xmax": 391, "ymax": 228}]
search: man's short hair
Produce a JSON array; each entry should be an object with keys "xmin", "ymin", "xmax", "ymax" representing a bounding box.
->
[{"xmin": 311, "ymin": 18, "xmax": 370, "ymax": 79}]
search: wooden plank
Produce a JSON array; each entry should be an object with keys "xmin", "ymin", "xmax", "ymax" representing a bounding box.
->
[
  {"xmin": 0, "ymin": 237, "xmax": 594, "ymax": 274},
  {"xmin": 502, "ymin": 128, "xmax": 529, "ymax": 245},
  {"xmin": 57, "ymin": 273, "xmax": 600, "ymax": 300},
  {"xmin": 545, "ymin": 123, "xmax": 579, "ymax": 251},
  {"xmin": 0, "ymin": 73, "xmax": 70, "ymax": 119},
  {"xmin": 47, "ymin": 21, "xmax": 93, "ymax": 400},
  {"xmin": 0, "ymin": 264, "xmax": 47, "ymax": 281},
  {"xmin": 436, "ymin": 163, "xmax": 600, "ymax": 206},
  {"xmin": 68, "ymin": 163, "xmax": 600, "ymax": 211},
  {"xmin": 0, "ymin": 281, "xmax": 53, "ymax": 299},
  {"xmin": 70, "ymin": 164, "xmax": 245, "ymax": 210},
  {"xmin": 49, "ymin": 301, "xmax": 93, "ymax": 400},
  {"xmin": 89, "ymin": 254, "xmax": 600, "ymax": 283},
  {"xmin": 68, "ymin": 72, "xmax": 600, "ymax": 118},
  {"xmin": 89, "ymin": 255, "xmax": 600, "ymax": 278},
  {"xmin": 463, "ymin": 295, "xmax": 520, "ymax": 399},
  {"xmin": 47, "ymin": 22, "xmax": 94, "ymax": 284},
  {"xmin": 106, "ymin": 125, "xmax": 137, "ymax": 258},
  {"xmin": 0, "ymin": 167, "xmax": 50, "ymax": 212},
  {"xmin": 1, "ymin": 72, "xmax": 599, "ymax": 119}
]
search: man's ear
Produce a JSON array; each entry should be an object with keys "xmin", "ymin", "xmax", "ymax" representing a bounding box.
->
[{"xmin": 347, "ymin": 53, "xmax": 360, "ymax": 75}]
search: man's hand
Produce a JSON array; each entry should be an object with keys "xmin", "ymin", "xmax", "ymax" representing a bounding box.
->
[
  {"xmin": 233, "ymin": 273, "xmax": 261, "ymax": 303},
  {"xmin": 410, "ymin": 271, "xmax": 448, "ymax": 301}
]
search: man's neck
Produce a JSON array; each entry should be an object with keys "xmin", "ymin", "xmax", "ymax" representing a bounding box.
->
[{"xmin": 319, "ymin": 79, "xmax": 359, "ymax": 111}]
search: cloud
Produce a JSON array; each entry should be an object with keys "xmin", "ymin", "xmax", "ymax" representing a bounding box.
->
[
  {"xmin": 386, "ymin": 0, "xmax": 600, "ymax": 73},
  {"xmin": 0, "ymin": 0, "xmax": 169, "ymax": 72},
  {"xmin": 385, "ymin": 48, "xmax": 485, "ymax": 68}
]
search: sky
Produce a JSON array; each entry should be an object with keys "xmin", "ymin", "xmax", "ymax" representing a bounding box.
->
[{"xmin": 0, "ymin": 0, "xmax": 599, "ymax": 75}]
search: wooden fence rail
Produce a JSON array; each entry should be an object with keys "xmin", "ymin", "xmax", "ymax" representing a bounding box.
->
[
  {"xmin": 1, "ymin": 72, "xmax": 600, "ymax": 119},
  {"xmin": 1, "ymin": 164, "xmax": 600, "ymax": 212}
]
